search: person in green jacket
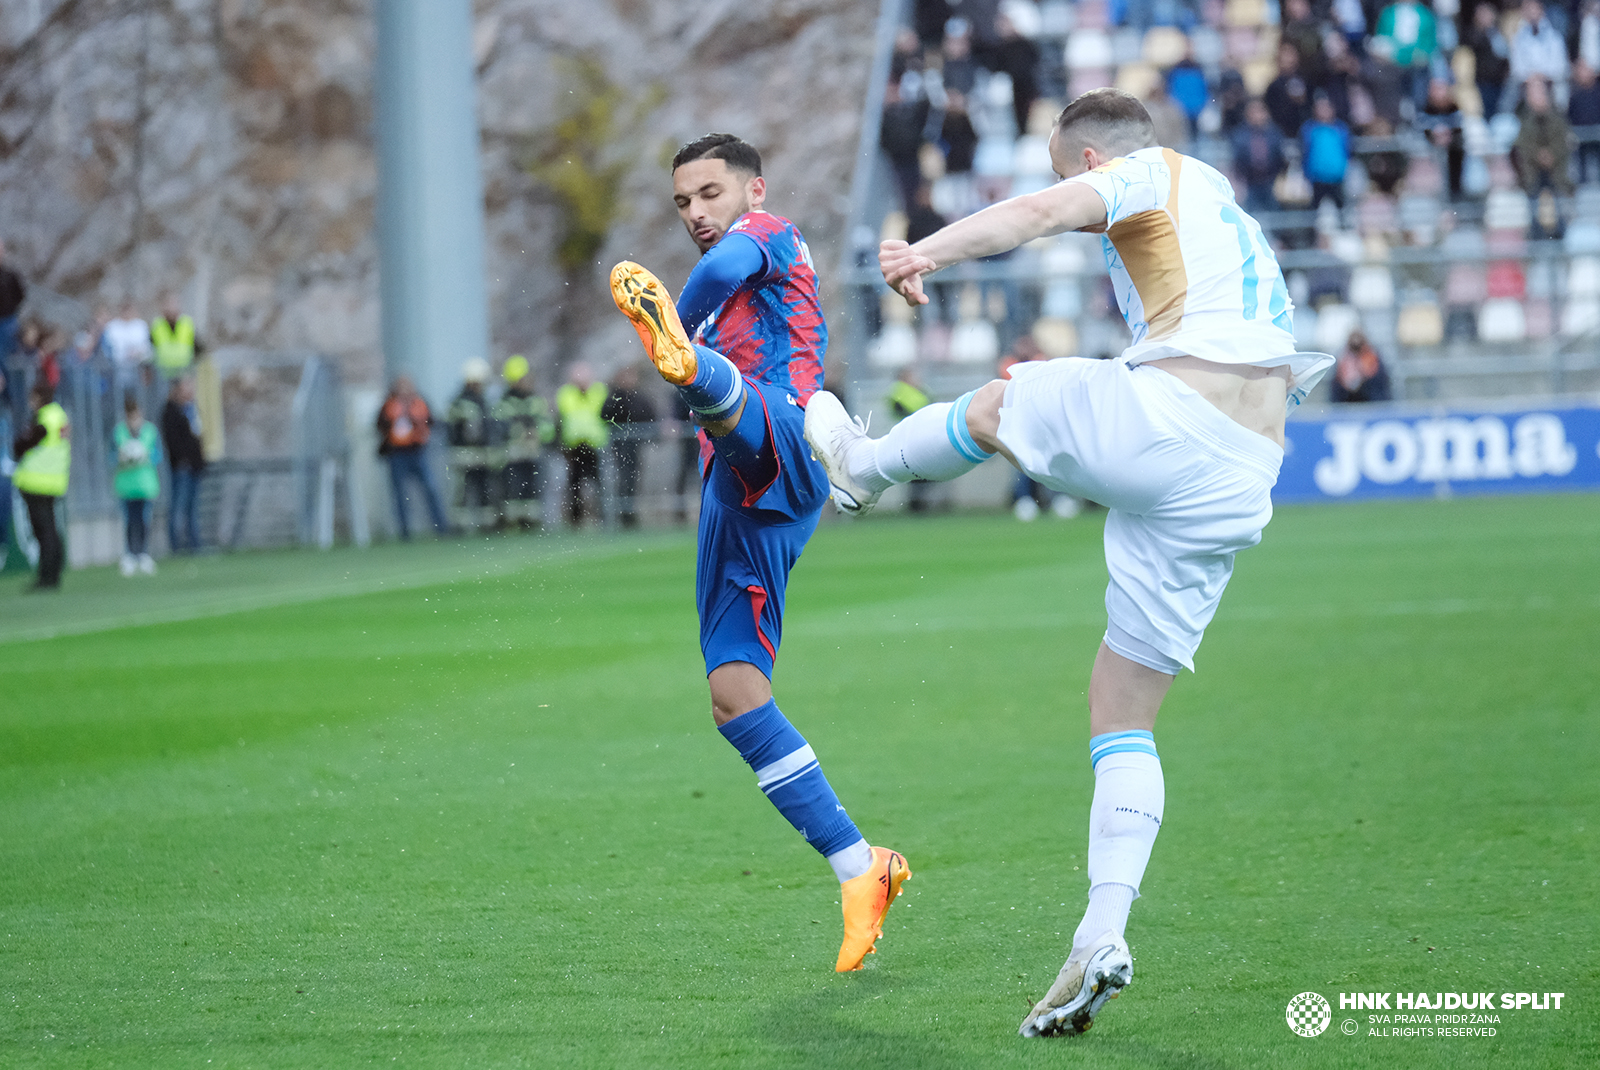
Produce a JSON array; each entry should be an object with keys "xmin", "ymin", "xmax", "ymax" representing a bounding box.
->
[{"xmin": 113, "ymin": 394, "xmax": 161, "ymax": 576}]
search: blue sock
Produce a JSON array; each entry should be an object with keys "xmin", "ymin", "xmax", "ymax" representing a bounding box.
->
[
  {"xmin": 718, "ymin": 699, "xmax": 862, "ymax": 857},
  {"xmin": 677, "ymin": 344, "xmax": 745, "ymax": 419}
]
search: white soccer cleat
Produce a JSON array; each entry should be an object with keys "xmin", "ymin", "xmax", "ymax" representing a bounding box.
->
[
  {"xmin": 1019, "ymin": 931, "xmax": 1133, "ymax": 1038},
  {"xmin": 804, "ymin": 390, "xmax": 882, "ymax": 516}
]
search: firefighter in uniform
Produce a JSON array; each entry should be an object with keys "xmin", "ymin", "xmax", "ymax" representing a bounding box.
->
[
  {"xmin": 446, "ymin": 358, "xmax": 499, "ymax": 530},
  {"xmin": 494, "ymin": 355, "xmax": 554, "ymax": 528},
  {"xmin": 887, "ymin": 367, "xmax": 934, "ymax": 512}
]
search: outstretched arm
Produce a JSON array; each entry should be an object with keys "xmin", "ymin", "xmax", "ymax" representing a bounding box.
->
[
  {"xmin": 676, "ymin": 232, "xmax": 768, "ymax": 331},
  {"xmin": 880, "ymin": 181, "xmax": 1110, "ymax": 305}
]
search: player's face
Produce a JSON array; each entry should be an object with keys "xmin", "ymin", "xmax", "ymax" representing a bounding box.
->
[{"xmin": 673, "ymin": 159, "xmax": 767, "ymax": 253}]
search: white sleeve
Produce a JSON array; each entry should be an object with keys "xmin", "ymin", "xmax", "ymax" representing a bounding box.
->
[{"xmin": 1061, "ymin": 158, "xmax": 1162, "ymax": 227}]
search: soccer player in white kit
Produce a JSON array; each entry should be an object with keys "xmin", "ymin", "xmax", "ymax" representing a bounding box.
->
[{"xmin": 805, "ymin": 89, "xmax": 1333, "ymax": 1037}]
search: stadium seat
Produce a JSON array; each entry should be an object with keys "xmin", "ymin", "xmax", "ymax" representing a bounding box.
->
[
  {"xmin": 1039, "ymin": 0, "xmax": 1075, "ymax": 35},
  {"xmin": 1293, "ymin": 306, "xmax": 1319, "ymax": 347},
  {"xmin": 949, "ymin": 318, "xmax": 1001, "ymax": 365},
  {"xmin": 1561, "ymin": 298, "xmax": 1600, "ymax": 336},
  {"xmin": 1350, "ymin": 265, "xmax": 1396, "ymax": 309},
  {"xmin": 1487, "ymin": 113, "xmax": 1520, "ymax": 154},
  {"xmin": 1112, "ymin": 28, "xmax": 1143, "ymax": 65},
  {"xmin": 1486, "ymin": 261, "xmax": 1527, "ymax": 300},
  {"xmin": 1031, "ymin": 317, "xmax": 1079, "ymax": 358},
  {"xmin": 1190, "ymin": 26, "xmax": 1226, "ymax": 66},
  {"xmin": 1012, "ymin": 135, "xmax": 1053, "ymax": 177},
  {"xmin": 1115, "ymin": 62, "xmax": 1161, "ymax": 98},
  {"xmin": 1526, "ymin": 258, "xmax": 1555, "ymax": 299},
  {"xmin": 1444, "ymin": 264, "xmax": 1489, "ymax": 304},
  {"xmin": 1568, "ymin": 257, "xmax": 1600, "ymax": 298},
  {"xmin": 1042, "ymin": 236, "xmax": 1090, "ymax": 275},
  {"xmin": 1397, "ymin": 302, "xmax": 1445, "ymax": 346},
  {"xmin": 1356, "ymin": 194, "xmax": 1399, "ymax": 236},
  {"xmin": 1315, "ymin": 303, "xmax": 1362, "ymax": 351},
  {"xmin": 1563, "ymin": 222, "xmax": 1600, "ymax": 256},
  {"xmin": 1477, "ymin": 297, "xmax": 1526, "ymax": 342},
  {"xmin": 1440, "ymin": 225, "xmax": 1487, "ymax": 259},
  {"xmin": 1224, "ymin": 0, "xmax": 1269, "ymax": 27},
  {"xmin": 869, "ymin": 324, "xmax": 917, "ymax": 368},
  {"xmin": 1484, "ymin": 189, "xmax": 1532, "ymax": 229},
  {"xmin": 1485, "ymin": 154, "xmax": 1519, "ymax": 190},
  {"xmin": 974, "ymin": 137, "xmax": 1017, "ymax": 177},
  {"xmin": 1142, "ymin": 26, "xmax": 1189, "ymax": 67},
  {"xmin": 1042, "ymin": 281, "xmax": 1083, "ymax": 319},
  {"xmin": 1070, "ymin": 69, "xmax": 1116, "ymax": 98},
  {"xmin": 1461, "ymin": 116, "xmax": 1492, "ymax": 154},
  {"xmin": 1065, "ymin": 29, "xmax": 1113, "ymax": 69},
  {"xmin": 1461, "ymin": 154, "xmax": 1492, "ymax": 197},
  {"xmin": 1523, "ymin": 298, "xmax": 1554, "ymax": 339},
  {"xmin": 1405, "ymin": 159, "xmax": 1444, "ymax": 198}
]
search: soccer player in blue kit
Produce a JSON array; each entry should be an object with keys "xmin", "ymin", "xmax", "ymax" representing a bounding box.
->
[{"xmin": 609, "ymin": 134, "xmax": 909, "ymax": 972}]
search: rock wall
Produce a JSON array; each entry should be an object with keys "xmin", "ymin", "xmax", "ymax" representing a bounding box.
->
[{"xmin": 0, "ymin": 0, "xmax": 875, "ymax": 393}]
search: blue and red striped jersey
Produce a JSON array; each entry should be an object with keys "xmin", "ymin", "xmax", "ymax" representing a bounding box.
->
[{"xmin": 689, "ymin": 211, "xmax": 827, "ymax": 404}]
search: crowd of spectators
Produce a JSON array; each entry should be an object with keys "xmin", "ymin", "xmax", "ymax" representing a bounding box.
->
[
  {"xmin": 868, "ymin": 0, "xmax": 1600, "ymax": 394},
  {"xmin": 3, "ymin": 249, "xmax": 214, "ymax": 588}
]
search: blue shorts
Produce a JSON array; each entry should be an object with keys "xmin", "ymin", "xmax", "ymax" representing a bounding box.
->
[{"xmin": 696, "ymin": 380, "xmax": 830, "ymax": 678}]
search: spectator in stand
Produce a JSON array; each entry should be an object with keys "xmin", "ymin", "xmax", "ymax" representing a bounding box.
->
[
  {"xmin": 940, "ymin": 90, "xmax": 979, "ymax": 174},
  {"xmin": 1266, "ymin": 42, "xmax": 1312, "ymax": 137},
  {"xmin": 1420, "ymin": 78, "xmax": 1467, "ymax": 199},
  {"xmin": 906, "ymin": 183, "xmax": 948, "ymax": 244},
  {"xmin": 377, "ymin": 374, "xmax": 449, "ymax": 540},
  {"xmin": 1510, "ymin": 0, "xmax": 1570, "ymax": 105},
  {"xmin": 1302, "ymin": 93, "xmax": 1353, "ymax": 208},
  {"xmin": 1167, "ymin": 43, "xmax": 1211, "ymax": 136},
  {"xmin": 0, "ymin": 239, "xmax": 24, "ymax": 371},
  {"xmin": 555, "ymin": 361, "xmax": 609, "ymax": 528},
  {"xmin": 667, "ymin": 393, "xmax": 700, "ymax": 524},
  {"xmin": 113, "ymin": 394, "xmax": 160, "ymax": 576},
  {"xmin": 1576, "ymin": 1, "xmax": 1600, "ymax": 73},
  {"xmin": 976, "ymin": 11, "xmax": 1041, "ymax": 135},
  {"xmin": 1331, "ymin": 330, "xmax": 1393, "ymax": 402},
  {"xmin": 161, "ymin": 376, "xmax": 206, "ymax": 553},
  {"xmin": 1468, "ymin": 2, "xmax": 1513, "ymax": 115},
  {"xmin": 1320, "ymin": 33, "xmax": 1362, "ymax": 122},
  {"xmin": 941, "ymin": 20, "xmax": 978, "ymax": 96},
  {"xmin": 103, "ymin": 300, "xmax": 151, "ymax": 396},
  {"xmin": 1570, "ymin": 60, "xmax": 1600, "ymax": 182},
  {"xmin": 1282, "ymin": 0, "xmax": 1329, "ymax": 86},
  {"xmin": 880, "ymin": 80, "xmax": 931, "ymax": 212},
  {"xmin": 1233, "ymin": 99, "xmax": 1288, "ymax": 212},
  {"xmin": 600, "ymin": 363, "xmax": 657, "ymax": 529},
  {"xmin": 887, "ymin": 366, "xmax": 933, "ymax": 513},
  {"xmin": 1144, "ymin": 80, "xmax": 1191, "ymax": 149},
  {"xmin": 1371, "ymin": 0, "xmax": 1437, "ymax": 108},
  {"xmin": 1217, "ymin": 68, "xmax": 1250, "ymax": 134},
  {"xmin": 1514, "ymin": 76, "xmax": 1575, "ymax": 237},
  {"xmin": 13, "ymin": 381, "xmax": 68, "ymax": 590},
  {"xmin": 1358, "ymin": 116, "xmax": 1411, "ymax": 193},
  {"xmin": 150, "ymin": 292, "xmax": 202, "ymax": 380},
  {"xmin": 890, "ymin": 25, "xmax": 924, "ymax": 84},
  {"xmin": 1330, "ymin": 0, "xmax": 1370, "ymax": 51}
]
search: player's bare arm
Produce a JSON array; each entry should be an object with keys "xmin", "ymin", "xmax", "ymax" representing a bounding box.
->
[{"xmin": 880, "ymin": 181, "xmax": 1109, "ymax": 306}]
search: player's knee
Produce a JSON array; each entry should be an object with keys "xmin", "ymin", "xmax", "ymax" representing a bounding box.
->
[
  {"xmin": 708, "ymin": 661, "xmax": 773, "ymax": 726},
  {"xmin": 965, "ymin": 379, "xmax": 1007, "ymax": 455}
]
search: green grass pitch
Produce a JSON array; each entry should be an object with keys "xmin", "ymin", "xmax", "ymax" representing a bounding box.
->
[{"xmin": 2, "ymin": 495, "xmax": 1596, "ymax": 1068}]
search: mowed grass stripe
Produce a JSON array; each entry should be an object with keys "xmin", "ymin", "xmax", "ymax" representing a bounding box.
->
[{"xmin": 1, "ymin": 497, "xmax": 1596, "ymax": 1068}]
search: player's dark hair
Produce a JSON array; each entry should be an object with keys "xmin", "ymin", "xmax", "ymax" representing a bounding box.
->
[
  {"xmin": 672, "ymin": 133, "xmax": 763, "ymax": 177},
  {"xmin": 1054, "ymin": 88, "xmax": 1158, "ymax": 153}
]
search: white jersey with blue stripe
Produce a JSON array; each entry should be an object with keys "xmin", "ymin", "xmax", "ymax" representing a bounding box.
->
[{"xmin": 1064, "ymin": 146, "xmax": 1333, "ymax": 403}]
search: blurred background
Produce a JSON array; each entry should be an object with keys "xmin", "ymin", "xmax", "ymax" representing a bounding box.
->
[{"xmin": 3, "ymin": 0, "xmax": 1597, "ymax": 570}]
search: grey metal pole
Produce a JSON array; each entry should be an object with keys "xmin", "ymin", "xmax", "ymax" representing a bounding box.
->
[{"xmin": 374, "ymin": 0, "xmax": 492, "ymax": 411}]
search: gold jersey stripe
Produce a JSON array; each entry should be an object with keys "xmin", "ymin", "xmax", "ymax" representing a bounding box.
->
[{"xmin": 1106, "ymin": 149, "xmax": 1188, "ymax": 341}]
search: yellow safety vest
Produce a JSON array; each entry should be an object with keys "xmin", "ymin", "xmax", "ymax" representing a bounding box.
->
[
  {"xmin": 888, "ymin": 380, "xmax": 931, "ymax": 419},
  {"xmin": 151, "ymin": 315, "xmax": 196, "ymax": 373},
  {"xmin": 556, "ymin": 383, "xmax": 610, "ymax": 449},
  {"xmin": 14, "ymin": 402, "xmax": 70, "ymax": 497}
]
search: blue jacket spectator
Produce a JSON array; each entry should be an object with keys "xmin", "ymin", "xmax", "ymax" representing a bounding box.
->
[
  {"xmin": 1232, "ymin": 99, "xmax": 1287, "ymax": 213},
  {"xmin": 1167, "ymin": 54, "xmax": 1210, "ymax": 132},
  {"xmin": 1300, "ymin": 96, "xmax": 1352, "ymax": 209}
]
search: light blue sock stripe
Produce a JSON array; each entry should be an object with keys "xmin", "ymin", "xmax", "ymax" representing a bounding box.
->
[
  {"xmin": 945, "ymin": 391, "xmax": 991, "ymax": 464},
  {"xmin": 1089, "ymin": 729, "xmax": 1159, "ymax": 770}
]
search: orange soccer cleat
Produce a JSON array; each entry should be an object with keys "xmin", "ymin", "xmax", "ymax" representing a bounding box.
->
[
  {"xmin": 609, "ymin": 261, "xmax": 698, "ymax": 385},
  {"xmin": 835, "ymin": 846, "xmax": 912, "ymax": 972}
]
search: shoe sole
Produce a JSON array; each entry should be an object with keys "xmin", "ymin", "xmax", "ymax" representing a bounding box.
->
[
  {"xmin": 802, "ymin": 396, "xmax": 874, "ymax": 515},
  {"xmin": 1022, "ymin": 949, "xmax": 1132, "ymax": 1037},
  {"xmin": 610, "ymin": 262, "xmax": 697, "ymax": 385}
]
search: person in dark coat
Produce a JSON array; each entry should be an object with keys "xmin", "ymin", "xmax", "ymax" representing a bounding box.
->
[
  {"xmin": 160, "ymin": 376, "xmax": 206, "ymax": 553},
  {"xmin": 600, "ymin": 363, "xmax": 657, "ymax": 529}
]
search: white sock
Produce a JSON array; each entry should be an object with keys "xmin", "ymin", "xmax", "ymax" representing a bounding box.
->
[
  {"xmin": 826, "ymin": 837, "xmax": 874, "ymax": 883},
  {"xmin": 1072, "ymin": 882, "xmax": 1136, "ymax": 958},
  {"xmin": 852, "ymin": 393, "xmax": 992, "ymax": 491},
  {"xmin": 1072, "ymin": 734, "xmax": 1164, "ymax": 956}
]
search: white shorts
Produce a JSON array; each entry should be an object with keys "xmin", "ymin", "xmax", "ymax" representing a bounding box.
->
[{"xmin": 996, "ymin": 358, "xmax": 1282, "ymax": 671}]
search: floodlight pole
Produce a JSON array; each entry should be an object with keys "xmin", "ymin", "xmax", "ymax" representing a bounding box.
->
[{"xmin": 373, "ymin": 0, "xmax": 492, "ymax": 409}]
